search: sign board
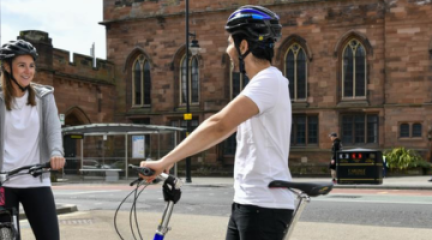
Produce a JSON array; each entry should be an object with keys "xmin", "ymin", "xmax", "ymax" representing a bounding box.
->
[
  {"xmin": 132, "ymin": 136, "xmax": 145, "ymax": 158},
  {"xmin": 64, "ymin": 133, "xmax": 84, "ymax": 139},
  {"xmin": 184, "ymin": 113, "xmax": 192, "ymax": 120}
]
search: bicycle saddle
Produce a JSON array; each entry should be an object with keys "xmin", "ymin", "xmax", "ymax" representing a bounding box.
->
[{"xmin": 268, "ymin": 181, "xmax": 333, "ymax": 197}]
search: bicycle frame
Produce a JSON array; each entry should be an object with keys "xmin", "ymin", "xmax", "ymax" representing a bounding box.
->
[
  {"xmin": 151, "ymin": 173, "xmax": 182, "ymax": 240},
  {"xmin": 268, "ymin": 180, "xmax": 333, "ymax": 240},
  {"xmin": 123, "ymin": 167, "xmax": 332, "ymax": 240},
  {"xmin": 283, "ymin": 189, "xmax": 311, "ymax": 240}
]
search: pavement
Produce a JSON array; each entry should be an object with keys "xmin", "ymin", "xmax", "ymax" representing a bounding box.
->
[{"xmin": 17, "ymin": 175, "xmax": 432, "ymax": 240}]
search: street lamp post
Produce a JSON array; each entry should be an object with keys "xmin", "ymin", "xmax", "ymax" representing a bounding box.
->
[{"xmin": 185, "ymin": 0, "xmax": 200, "ymax": 183}]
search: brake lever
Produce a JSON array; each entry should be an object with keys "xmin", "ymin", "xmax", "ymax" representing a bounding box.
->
[
  {"xmin": 29, "ymin": 163, "xmax": 51, "ymax": 177},
  {"xmin": 130, "ymin": 178, "xmax": 143, "ymax": 186},
  {"xmin": 29, "ymin": 168, "xmax": 45, "ymax": 177}
]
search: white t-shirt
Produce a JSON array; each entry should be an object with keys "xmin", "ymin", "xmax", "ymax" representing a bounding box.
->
[
  {"xmin": 233, "ymin": 66, "xmax": 294, "ymax": 209},
  {"xmin": 3, "ymin": 91, "xmax": 50, "ymax": 188}
]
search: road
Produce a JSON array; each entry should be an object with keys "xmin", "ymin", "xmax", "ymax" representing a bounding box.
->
[
  {"xmin": 16, "ymin": 182, "xmax": 432, "ymax": 240},
  {"xmin": 51, "ymin": 183, "xmax": 432, "ymax": 228}
]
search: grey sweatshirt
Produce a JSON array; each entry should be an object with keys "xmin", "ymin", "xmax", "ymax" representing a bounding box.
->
[{"xmin": 0, "ymin": 83, "xmax": 64, "ymax": 172}]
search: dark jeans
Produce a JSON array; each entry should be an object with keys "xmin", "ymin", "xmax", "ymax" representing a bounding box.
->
[
  {"xmin": 0, "ymin": 187, "xmax": 60, "ymax": 240},
  {"xmin": 225, "ymin": 203, "xmax": 294, "ymax": 240}
]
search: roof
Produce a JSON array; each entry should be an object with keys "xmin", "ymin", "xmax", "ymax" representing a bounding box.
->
[
  {"xmin": 340, "ymin": 148, "xmax": 381, "ymax": 153},
  {"xmin": 62, "ymin": 123, "xmax": 185, "ymax": 136}
]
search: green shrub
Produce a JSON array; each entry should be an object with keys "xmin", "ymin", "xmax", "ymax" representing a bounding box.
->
[
  {"xmin": 384, "ymin": 147, "xmax": 429, "ymax": 170},
  {"xmin": 407, "ymin": 159, "xmax": 432, "ymax": 169}
]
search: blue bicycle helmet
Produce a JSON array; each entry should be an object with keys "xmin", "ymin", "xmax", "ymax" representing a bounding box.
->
[{"xmin": 225, "ymin": 5, "xmax": 282, "ymax": 43}]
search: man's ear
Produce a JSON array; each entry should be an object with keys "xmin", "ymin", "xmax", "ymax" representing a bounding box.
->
[{"xmin": 240, "ymin": 39, "xmax": 249, "ymax": 54}]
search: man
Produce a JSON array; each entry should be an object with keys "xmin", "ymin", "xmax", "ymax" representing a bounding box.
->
[
  {"xmin": 329, "ymin": 132, "xmax": 342, "ymax": 183},
  {"xmin": 140, "ymin": 5, "xmax": 294, "ymax": 240}
]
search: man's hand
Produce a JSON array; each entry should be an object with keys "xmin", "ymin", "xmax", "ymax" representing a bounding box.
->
[
  {"xmin": 331, "ymin": 159, "xmax": 335, "ymax": 165},
  {"xmin": 50, "ymin": 156, "xmax": 65, "ymax": 170},
  {"xmin": 139, "ymin": 160, "xmax": 170, "ymax": 183}
]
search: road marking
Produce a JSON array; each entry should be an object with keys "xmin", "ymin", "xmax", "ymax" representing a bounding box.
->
[{"xmin": 56, "ymin": 190, "xmax": 122, "ymax": 195}]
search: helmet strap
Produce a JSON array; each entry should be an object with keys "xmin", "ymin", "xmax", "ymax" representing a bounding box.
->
[
  {"xmin": 8, "ymin": 63, "xmax": 29, "ymax": 92},
  {"xmin": 235, "ymin": 45, "xmax": 251, "ymax": 74}
]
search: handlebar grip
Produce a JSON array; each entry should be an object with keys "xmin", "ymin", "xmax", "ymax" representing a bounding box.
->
[
  {"xmin": 137, "ymin": 167, "xmax": 155, "ymax": 176},
  {"xmin": 41, "ymin": 162, "xmax": 51, "ymax": 168}
]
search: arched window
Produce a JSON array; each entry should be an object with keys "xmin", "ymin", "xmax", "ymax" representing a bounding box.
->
[
  {"xmin": 342, "ymin": 39, "xmax": 366, "ymax": 99},
  {"xmin": 180, "ymin": 55, "xmax": 200, "ymax": 104},
  {"xmin": 285, "ymin": 43, "xmax": 307, "ymax": 101},
  {"xmin": 412, "ymin": 123, "xmax": 422, "ymax": 138},
  {"xmin": 132, "ymin": 55, "xmax": 151, "ymax": 106},
  {"xmin": 399, "ymin": 123, "xmax": 410, "ymax": 138},
  {"xmin": 230, "ymin": 61, "xmax": 249, "ymax": 99}
]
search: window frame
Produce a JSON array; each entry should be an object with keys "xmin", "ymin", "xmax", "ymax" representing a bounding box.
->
[
  {"xmin": 399, "ymin": 122, "xmax": 423, "ymax": 139},
  {"xmin": 180, "ymin": 55, "xmax": 200, "ymax": 105},
  {"xmin": 291, "ymin": 114, "xmax": 319, "ymax": 147},
  {"xmin": 229, "ymin": 61, "xmax": 249, "ymax": 100},
  {"xmin": 399, "ymin": 123, "xmax": 410, "ymax": 138},
  {"xmin": 132, "ymin": 55, "xmax": 151, "ymax": 108},
  {"xmin": 284, "ymin": 43, "xmax": 308, "ymax": 102},
  {"xmin": 341, "ymin": 113, "xmax": 379, "ymax": 145},
  {"xmin": 412, "ymin": 123, "xmax": 422, "ymax": 138},
  {"xmin": 169, "ymin": 118, "xmax": 199, "ymax": 147},
  {"xmin": 341, "ymin": 39, "xmax": 367, "ymax": 100}
]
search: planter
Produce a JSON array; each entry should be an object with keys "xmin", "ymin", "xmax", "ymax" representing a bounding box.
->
[{"xmin": 387, "ymin": 167, "xmax": 430, "ymax": 176}]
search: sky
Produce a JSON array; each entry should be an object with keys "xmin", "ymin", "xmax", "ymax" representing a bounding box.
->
[{"xmin": 1, "ymin": 0, "xmax": 106, "ymax": 60}]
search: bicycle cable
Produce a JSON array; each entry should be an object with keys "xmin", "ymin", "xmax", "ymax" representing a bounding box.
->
[
  {"xmin": 114, "ymin": 179, "xmax": 149, "ymax": 240},
  {"xmin": 114, "ymin": 182, "xmax": 141, "ymax": 240},
  {"xmin": 129, "ymin": 182, "xmax": 148, "ymax": 240},
  {"xmin": 131, "ymin": 181, "xmax": 148, "ymax": 240}
]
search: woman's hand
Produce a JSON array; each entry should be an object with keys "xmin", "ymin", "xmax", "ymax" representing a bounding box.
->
[{"xmin": 50, "ymin": 156, "xmax": 66, "ymax": 170}]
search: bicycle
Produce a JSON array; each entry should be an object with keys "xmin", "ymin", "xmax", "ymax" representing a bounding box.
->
[
  {"xmin": 115, "ymin": 166, "xmax": 333, "ymax": 240},
  {"xmin": 0, "ymin": 162, "xmax": 52, "ymax": 240}
]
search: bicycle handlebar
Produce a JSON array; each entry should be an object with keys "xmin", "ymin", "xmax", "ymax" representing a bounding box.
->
[
  {"xmin": 128, "ymin": 164, "xmax": 171, "ymax": 182},
  {"xmin": 115, "ymin": 165, "xmax": 183, "ymax": 240},
  {"xmin": 0, "ymin": 162, "xmax": 51, "ymax": 182}
]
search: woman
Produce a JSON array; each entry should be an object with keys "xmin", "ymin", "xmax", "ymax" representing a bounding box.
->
[{"xmin": 0, "ymin": 39, "xmax": 65, "ymax": 240}]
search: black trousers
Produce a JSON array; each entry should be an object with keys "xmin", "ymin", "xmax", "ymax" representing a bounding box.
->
[
  {"xmin": 225, "ymin": 203, "xmax": 294, "ymax": 240},
  {"xmin": 0, "ymin": 187, "xmax": 60, "ymax": 240}
]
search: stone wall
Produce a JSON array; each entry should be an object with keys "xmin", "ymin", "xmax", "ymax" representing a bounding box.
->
[{"xmin": 18, "ymin": 30, "xmax": 116, "ymax": 125}]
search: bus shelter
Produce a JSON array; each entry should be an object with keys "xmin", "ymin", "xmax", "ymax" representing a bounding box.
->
[{"xmin": 62, "ymin": 123, "xmax": 185, "ymax": 179}]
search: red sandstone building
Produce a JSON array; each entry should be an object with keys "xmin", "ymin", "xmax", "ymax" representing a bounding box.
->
[{"xmin": 18, "ymin": 0, "xmax": 432, "ymax": 174}]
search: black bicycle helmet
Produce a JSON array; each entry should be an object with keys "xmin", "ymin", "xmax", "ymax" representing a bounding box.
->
[
  {"xmin": 225, "ymin": 5, "xmax": 282, "ymax": 43},
  {"xmin": 0, "ymin": 40, "xmax": 38, "ymax": 92},
  {"xmin": 0, "ymin": 40, "xmax": 38, "ymax": 61},
  {"xmin": 225, "ymin": 6, "xmax": 281, "ymax": 73}
]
